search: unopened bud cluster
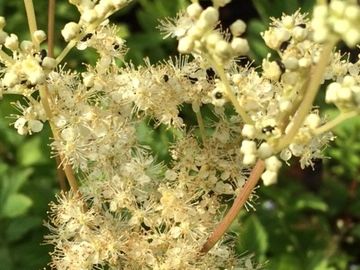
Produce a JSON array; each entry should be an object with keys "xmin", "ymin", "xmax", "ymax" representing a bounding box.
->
[
  {"xmin": 61, "ymin": 0, "xmax": 130, "ymax": 42},
  {"xmin": 176, "ymin": 2, "xmax": 249, "ymax": 63},
  {"xmin": 312, "ymin": 0, "xmax": 360, "ymax": 46}
]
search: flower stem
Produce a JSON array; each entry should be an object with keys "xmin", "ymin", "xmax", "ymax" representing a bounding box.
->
[
  {"xmin": 56, "ymin": 40, "xmax": 77, "ymax": 65},
  {"xmin": 274, "ymin": 41, "xmax": 336, "ymax": 152},
  {"xmin": 209, "ymin": 59, "xmax": 253, "ymax": 125},
  {"xmin": 314, "ymin": 110, "xmax": 358, "ymax": 135},
  {"xmin": 39, "ymin": 85, "xmax": 79, "ymax": 192},
  {"xmin": 23, "ymin": 0, "xmax": 38, "ymax": 46},
  {"xmin": 46, "ymin": 0, "xmax": 67, "ymax": 192},
  {"xmin": 0, "ymin": 50, "xmax": 14, "ymax": 64},
  {"xmin": 47, "ymin": 0, "xmax": 56, "ymax": 58},
  {"xmin": 193, "ymin": 103, "xmax": 206, "ymax": 143},
  {"xmin": 200, "ymin": 159, "xmax": 265, "ymax": 254}
]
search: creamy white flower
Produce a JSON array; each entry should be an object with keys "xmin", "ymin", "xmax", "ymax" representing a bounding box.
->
[{"xmin": 21, "ymin": 57, "xmax": 45, "ymax": 84}]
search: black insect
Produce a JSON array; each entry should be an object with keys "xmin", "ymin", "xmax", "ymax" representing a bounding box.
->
[
  {"xmin": 34, "ymin": 49, "xmax": 47, "ymax": 64},
  {"xmin": 279, "ymin": 39, "xmax": 291, "ymax": 52},
  {"xmin": 214, "ymin": 91, "xmax": 223, "ymax": 99},
  {"xmin": 162, "ymin": 74, "xmax": 169, "ymax": 82},
  {"xmin": 262, "ymin": 125, "xmax": 276, "ymax": 134},
  {"xmin": 206, "ymin": 68, "xmax": 216, "ymax": 82},
  {"xmin": 296, "ymin": 23, "xmax": 306, "ymax": 28},
  {"xmin": 81, "ymin": 33, "xmax": 93, "ymax": 42},
  {"xmin": 20, "ymin": 79, "xmax": 35, "ymax": 88},
  {"xmin": 112, "ymin": 42, "xmax": 120, "ymax": 50},
  {"xmin": 275, "ymin": 60, "xmax": 286, "ymax": 74},
  {"xmin": 184, "ymin": 75, "xmax": 198, "ymax": 84}
]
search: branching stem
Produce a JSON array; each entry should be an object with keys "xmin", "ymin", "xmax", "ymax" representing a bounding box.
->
[{"xmin": 275, "ymin": 41, "xmax": 336, "ymax": 152}]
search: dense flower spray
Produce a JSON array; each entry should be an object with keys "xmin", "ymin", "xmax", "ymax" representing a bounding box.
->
[{"xmin": 0, "ymin": 0, "xmax": 359, "ymax": 269}]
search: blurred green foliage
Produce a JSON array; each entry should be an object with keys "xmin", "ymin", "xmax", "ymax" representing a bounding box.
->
[
  {"xmin": 0, "ymin": 96, "xmax": 56, "ymax": 270},
  {"xmin": 0, "ymin": 0, "xmax": 360, "ymax": 270}
]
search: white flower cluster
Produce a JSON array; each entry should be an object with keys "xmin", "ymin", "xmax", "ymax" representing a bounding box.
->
[
  {"xmin": 166, "ymin": 2, "xmax": 249, "ymax": 63},
  {"xmin": 0, "ymin": 0, "xmax": 359, "ymax": 269},
  {"xmin": 326, "ymin": 74, "xmax": 360, "ymax": 110},
  {"xmin": 0, "ymin": 23, "xmax": 53, "ymax": 90},
  {"xmin": 0, "ymin": 17, "xmax": 55, "ymax": 134},
  {"xmin": 62, "ymin": 0, "xmax": 131, "ymax": 42},
  {"xmin": 312, "ymin": 0, "xmax": 360, "ymax": 47},
  {"xmin": 13, "ymin": 100, "xmax": 46, "ymax": 135}
]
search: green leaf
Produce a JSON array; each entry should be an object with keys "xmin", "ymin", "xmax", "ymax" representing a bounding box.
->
[
  {"xmin": 351, "ymin": 224, "xmax": 360, "ymax": 239},
  {"xmin": 251, "ymin": 0, "xmax": 272, "ymax": 24},
  {"xmin": 270, "ymin": 254, "xmax": 303, "ymax": 270},
  {"xmin": 17, "ymin": 136, "xmax": 49, "ymax": 166},
  {"xmin": 294, "ymin": 193, "xmax": 328, "ymax": 212},
  {"xmin": 0, "ymin": 246, "xmax": 13, "ymax": 270},
  {"xmin": 236, "ymin": 215, "xmax": 268, "ymax": 259},
  {"xmin": 0, "ymin": 167, "xmax": 32, "ymax": 208},
  {"xmin": 1, "ymin": 194, "xmax": 33, "ymax": 218},
  {"xmin": 283, "ymin": 0, "xmax": 299, "ymax": 13},
  {"xmin": 302, "ymin": 0, "xmax": 316, "ymax": 12},
  {"xmin": 7, "ymin": 168, "xmax": 33, "ymax": 195},
  {"xmin": 5, "ymin": 216, "xmax": 42, "ymax": 242}
]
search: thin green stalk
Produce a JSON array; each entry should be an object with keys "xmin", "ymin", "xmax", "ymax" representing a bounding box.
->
[
  {"xmin": 209, "ymin": 58, "xmax": 253, "ymax": 125},
  {"xmin": 55, "ymin": 40, "xmax": 77, "ymax": 65},
  {"xmin": 23, "ymin": 0, "xmax": 38, "ymax": 46},
  {"xmin": 0, "ymin": 50, "xmax": 14, "ymax": 64},
  {"xmin": 314, "ymin": 110, "xmax": 358, "ymax": 135}
]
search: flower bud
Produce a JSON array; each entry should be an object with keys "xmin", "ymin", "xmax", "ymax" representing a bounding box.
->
[
  {"xmin": 230, "ymin": 19, "xmax": 246, "ymax": 37},
  {"xmin": 241, "ymin": 124, "xmax": 256, "ymax": 139},
  {"xmin": 33, "ymin": 30, "xmax": 47, "ymax": 44},
  {"xmin": 186, "ymin": 3, "xmax": 203, "ymax": 19},
  {"xmin": 261, "ymin": 170, "xmax": 278, "ymax": 186},
  {"xmin": 258, "ymin": 142, "xmax": 273, "ymax": 159},
  {"xmin": 177, "ymin": 36, "xmax": 194, "ymax": 54},
  {"xmin": 61, "ymin": 22, "xmax": 81, "ymax": 42},
  {"xmin": 199, "ymin": 7, "xmax": 219, "ymax": 28},
  {"xmin": 4, "ymin": 34, "xmax": 19, "ymax": 50},
  {"xmin": 0, "ymin": 17, "xmax": 6, "ymax": 29},
  {"xmin": 231, "ymin": 37, "xmax": 249, "ymax": 55},
  {"xmin": 42, "ymin": 57, "xmax": 57, "ymax": 69},
  {"xmin": 265, "ymin": 156, "xmax": 282, "ymax": 172}
]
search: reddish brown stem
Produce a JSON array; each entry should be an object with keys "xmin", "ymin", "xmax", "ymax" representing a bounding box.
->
[
  {"xmin": 55, "ymin": 156, "xmax": 67, "ymax": 191},
  {"xmin": 47, "ymin": 0, "xmax": 67, "ymax": 191},
  {"xmin": 46, "ymin": 0, "xmax": 79, "ymax": 193},
  {"xmin": 200, "ymin": 160, "xmax": 265, "ymax": 254},
  {"xmin": 47, "ymin": 0, "xmax": 55, "ymax": 58}
]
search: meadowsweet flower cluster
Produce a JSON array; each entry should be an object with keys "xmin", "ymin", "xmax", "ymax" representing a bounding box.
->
[
  {"xmin": 312, "ymin": 0, "xmax": 360, "ymax": 46},
  {"xmin": 0, "ymin": 0, "xmax": 360, "ymax": 269}
]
